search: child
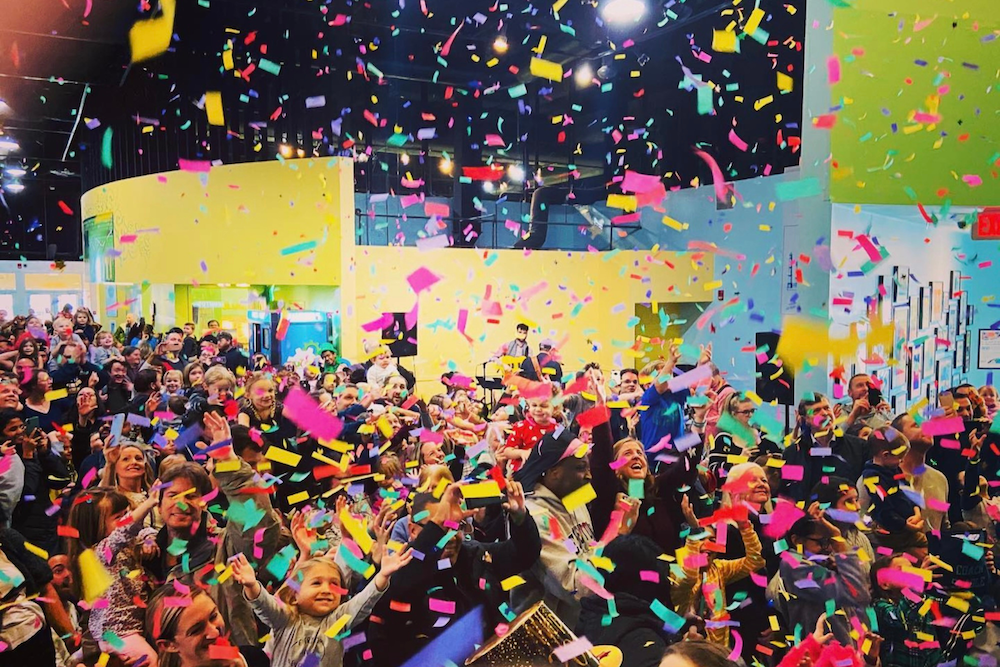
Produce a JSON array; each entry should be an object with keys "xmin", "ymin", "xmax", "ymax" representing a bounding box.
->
[
  {"xmin": 90, "ymin": 330, "xmax": 118, "ymax": 367},
  {"xmin": 673, "ymin": 495, "xmax": 765, "ymax": 648},
  {"xmin": 860, "ymin": 427, "xmax": 926, "ymax": 553},
  {"xmin": 231, "ymin": 548, "xmax": 412, "ymax": 667},
  {"xmin": 66, "ymin": 487, "xmax": 159, "ymax": 667},
  {"xmin": 162, "ymin": 369, "xmax": 183, "ymax": 397},
  {"xmin": 871, "ymin": 553, "xmax": 984, "ymax": 666},
  {"xmin": 498, "ymin": 385, "xmax": 560, "ymax": 472},
  {"xmin": 365, "ymin": 346, "xmax": 398, "ymax": 388},
  {"xmin": 372, "ymin": 452, "xmax": 407, "ymax": 514}
]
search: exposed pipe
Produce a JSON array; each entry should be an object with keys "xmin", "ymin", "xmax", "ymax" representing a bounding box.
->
[{"xmin": 61, "ymin": 85, "xmax": 90, "ymax": 162}]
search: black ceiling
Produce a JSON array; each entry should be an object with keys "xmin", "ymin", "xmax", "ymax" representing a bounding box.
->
[{"xmin": 0, "ymin": 0, "xmax": 805, "ymax": 258}]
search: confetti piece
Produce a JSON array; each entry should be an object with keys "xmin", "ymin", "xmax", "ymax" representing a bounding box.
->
[
  {"xmin": 129, "ymin": 0, "xmax": 176, "ymax": 63},
  {"xmin": 712, "ymin": 30, "xmax": 737, "ymax": 53},
  {"xmin": 561, "ymin": 483, "xmax": 597, "ymax": 512},
  {"xmin": 205, "ymin": 92, "xmax": 225, "ymax": 126},
  {"xmin": 553, "ymin": 637, "xmax": 594, "ymax": 663},
  {"xmin": 264, "ymin": 446, "xmax": 302, "ymax": 468},
  {"xmin": 460, "ymin": 481, "xmax": 503, "ymax": 500},
  {"xmin": 500, "ymin": 575, "xmax": 526, "ymax": 591},
  {"xmin": 529, "ymin": 57, "xmax": 563, "ymax": 82},
  {"xmin": 79, "ymin": 548, "xmax": 114, "ymax": 603}
]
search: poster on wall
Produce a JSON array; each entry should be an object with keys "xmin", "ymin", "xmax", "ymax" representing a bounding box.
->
[
  {"xmin": 947, "ymin": 300, "xmax": 959, "ymax": 341},
  {"xmin": 979, "ymin": 330, "xmax": 1000, "ymax": 370},
  {"xmin": 910, "ymin": 342, "xmax": 923, "ymax": 399},
  {"xmin": 931, "ymin": 282, "xmax": 945, "ymax": 324},
  {"xmin": 919, "ymin": 286, "xmax": 932, "ymax": 330},
  {"xmin": 891, "ymin": 305, "xmax": 909, "ymax": 397},
  {"xmin": 892, "ymin": 266, "xmax": 910, "ymax": 305},
  {"xmin": 950, "ymin": 270, "xmax": 962, "ymax": 298}
]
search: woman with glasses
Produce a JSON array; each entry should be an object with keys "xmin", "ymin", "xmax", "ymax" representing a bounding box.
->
[{"xmin": 706, "ymin": 392, "xmax": 765, "ymax": 485}]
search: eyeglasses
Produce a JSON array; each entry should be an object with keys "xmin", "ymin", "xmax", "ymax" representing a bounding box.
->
[{"xmin": 734, "ymin": 409, "xmax": 757, "ymax": 416}]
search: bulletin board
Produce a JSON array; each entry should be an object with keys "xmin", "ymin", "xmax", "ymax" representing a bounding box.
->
[{"xmin": 979, "ymin": 330, "xmax": 1000, "ymax": 370}]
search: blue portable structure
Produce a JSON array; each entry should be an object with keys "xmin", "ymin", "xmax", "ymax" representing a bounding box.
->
[{"xmin": 247, "ymin": 310, "xmax": 336, "ymax": 367}]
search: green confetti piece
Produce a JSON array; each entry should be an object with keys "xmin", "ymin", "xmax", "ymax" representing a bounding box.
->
[
  {"xmin": 101, "ymin": 128, "xmax": 114, "ymax": 169},
  {"xmin": 508, "ymin": 84, "xmax": 528, "ymax": 98},
  {"xmin": 227, "ymin": 498, "xmax": 266, "ymax": 530},
  {"xmin": 167, "ymin": 538, "xmax": 189, "ymax": 557},
  {"xmin": 650, "ymin": 599, "xmax": 685, "ymax": 633},
  {"xmin": 258, "ymin": 58, "xmax": 281, "ymax": 76},
  {"xmin": 628, "ymin": 478, "xmax": 645, "ymax": 500}
]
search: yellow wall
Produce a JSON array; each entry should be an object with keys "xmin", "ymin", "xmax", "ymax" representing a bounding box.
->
[
  {"xmin": 81, "ymin": 158, "xmax": 354, "ymax": 287},
  {"xmin": 339, "ymin": 245, "xmax": 715, "ymax": 395}
]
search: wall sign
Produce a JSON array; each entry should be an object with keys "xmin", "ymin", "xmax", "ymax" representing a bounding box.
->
[{"xmin": 979, "ymin": 329, "xmax": 1000, "ymax": 370}]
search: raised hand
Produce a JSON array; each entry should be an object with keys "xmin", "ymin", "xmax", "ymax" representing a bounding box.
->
[
  {"xmin": 371, "ymin": 503, "xmax": 398, "ymax": 565},
  {"xmin": 697, "ymin": 343, "xmax": 713, "ymax": 367},
  {"xmin": 379, "ymin": 546, "xmax": 414, "ymax": 578},
  {"xmin": 203, "ymin": 410, "xmax": 232, "ymax": 446},
  {"xmin": 681, "ymin": 494, "xmax": 699, "ymax": 528},
  {"xmin": 502, "ymin": 480, "xmax": 527, "ymax": 524},
  {"xmin": 970, "ymin": 430, "xmax": 987, "ymax": 455},
  {"xmin": 231, "ymin": 553, "xmax": 261, "ymax": 598},
  {"xmin": 616, "ymin": 493, "xmax": 641, "ymax": 536},
  {"xmin": 290, "ymin": 508, "xmax": 320, "ymax": 558},
  {"xmin": 433, "ymin": 483, "xmax": 478, "ymax": 527}
]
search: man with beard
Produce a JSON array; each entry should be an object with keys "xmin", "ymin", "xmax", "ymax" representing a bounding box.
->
[
  {"xmin": 47, "ymin": 554, "xmax": 82, "ymax": 665},
  {"xmin": 367, "ymin": 481, "xmax": 540, "ymax": 667},
  {"xmin": 102, "ymin": 358, "xmax": 133, "ymax": 414},
  {"xmin": 890, "ymin": 413, "xmax": 951, "ymax": 535}
]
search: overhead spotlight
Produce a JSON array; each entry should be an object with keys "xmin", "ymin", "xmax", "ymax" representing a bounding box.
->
[
  {"xmin": 507, "ymin": 164, "xmax": 525, "ymax": 182},
  {"xmin": 482, "ymin": 181, "xmax": 495, "ymax": 194},
  {"xmin": 0, "ymin": 136, "xmax": 20, "ymax": 152},
  {"xmin": 296, "ymin": 148, "xmax": 305, "ymax": 158},
  {"xmin": 278, "ymin": 143, "xmax": 293, "ymax": 158},
  {"xmin": 4, "ymin": 180, "xmax": 24, "ymax": 193},
  {"xmin": 574, "ymin": 63, "xmax": 594, "ymax": 88},
  {"xmin": 439, "ymin": 157, "xmax": 453, "ymax": 175},
  {"xmin": 0, "ymin": 99, "xmax": 11, "ymax": 115},
  {"xmin": 4, "ymin": 167, "xmax": 26, "ymax": 178},
  {"xmin": 400, "ymin": 153, "xmax": 410, "ymax": 166},
  {"xmin": 493, "ymin": 35, "xmax": 509, "ymax": 53},
  {"xmin": 600, "ymin": 0, "xmax": 646, "ymax": 24}
]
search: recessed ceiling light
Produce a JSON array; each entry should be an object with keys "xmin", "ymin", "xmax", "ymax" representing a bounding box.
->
[
  {"xmin": 601, "ymin": 0, "xmax": 646, "ymax": 24},
  {"xmin": 4, "ymin": 181, "xmax": 24, "ymax": 193},
  {"xmin": 4, "ymin": 167, "xmax": 26, "ymax": 178},
  {"xmin": 0, "ymin": 137, "xmax": 19, "ymax": 152}
]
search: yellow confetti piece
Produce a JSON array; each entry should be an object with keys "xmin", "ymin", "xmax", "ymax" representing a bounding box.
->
[
  {"xmin": 129, "ymin": 0, "xmax": 176, "ymax": 63},
  {"xmin": 529, "ymin": 57, "xmax": 563, "ymax": 82},
  {"xmin": 591, "ymin": 556, "xmax": 614, "ymax": 571},
  {"xmin": 217, "ymin": 566, "xmax": 234, "ymax": 584},
  {"xmin": 712, "ymin": 30, "xmax": 737, "ymax": 53},
  {"xmin": 662, "ymin": 215, "xmax": 689, "ymax": 231},
  {"xmin": 265, "ymin": 446, "xmax": 302, "ymax": 468},
  {"xmin": 214, "ymin": 459, "xmax": 242, "ymax": 473},
  {"xmin": 562, "ymin": 483, "xmax": 597, "ymax": 512},
  {"xmin": 376, "ymin": 415, "xmax": 394, "ymax": 439},
  {"xmin": 286, "ymin": 491, "xmax": 311, "ymax": 505},
  {"xmin": 769, "ymin": 615, "xmax": 781, "ymax": 632},
  {"xmin": 501, "ymin": 575, "xmax": 526, "ymax": 591},
  {"xmin": 765, "ymin": 457, "xmax": 785, "ymax": 468},
  {"xmin": 79, "ymin": 548, "xmax": 114, "ymax": 604},
  {"xmin": 165, "ymin": 428, "xmax": 179, "ymax": 441},
  {"xmin": 325, "ymin": 612, "xmax": 353, "ymax": 638},
  {"xmin": 205, "ymin": 91, "xmax": 225, "ymax": 126},
  {"xmin": 947, "ymin": 596, "xmax": 970, "ymax": 613},
  {"xmin": 776, "ymin": 72, "xmax": 793, "ymax": 92},
  {"xmin": 552, "ymin": 0, "xmax": 568, "ymax": 12},
  {"xmin": 703, "ymin": 280, "xmax": 723, "ymax": 291},
  {"xmin": 754, "ymin": 95, "xmax": 774, "ymax": 111},
  {"xmin": 340, "ymin": 508, "xmax": 375, "ymax": 554},
  {"xmin": 24, "ymin": 541, "xmax": 48, "ymax": 560},
  {"xmin": 222, "ymin": 50, "xmax": 235, "ymax": 70},
  {"xmin": 97, "ymin": 653, "xmax": 111, "ymax": 667},
  {"xmin": 461, "ymin": 481, "xmax": 503, "ymax": 499},
  {"xmin": 607, "ymin": 193, "xmax": 638, "ymax": 212},
  {"xmin": 744, "ymin": 7, "xmax": 765, "ymax": 35}
]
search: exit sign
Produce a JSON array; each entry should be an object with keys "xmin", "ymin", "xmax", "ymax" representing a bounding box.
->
[{"xmin": 973, "ymin": 208, "xmax": 1000, "ymax": 240}]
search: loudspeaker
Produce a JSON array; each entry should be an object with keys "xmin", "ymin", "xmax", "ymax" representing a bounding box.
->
[{"xmin": 755, "ymin": 331, "xmax": 795, "ymax": 406}]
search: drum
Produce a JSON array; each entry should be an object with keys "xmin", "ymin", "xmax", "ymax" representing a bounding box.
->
[{"xmin": 464, "ymin": 601, "xmax": 600, "ymax": 667}]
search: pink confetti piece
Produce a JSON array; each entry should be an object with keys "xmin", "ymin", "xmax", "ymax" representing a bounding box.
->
[
  {"xmin": 283, "ymin": 385, "xmax": 344, "ymax": 441},
  {"xmin": 406, "ymin": 267, "xmax": 441, "ymax": 294},
  {"xmin": 728, "ymin": 128, "xmax": 749, "ymax": 151},
  {"xmin": 178, "ymin": 158, "xmax": 212, "ymax": 173},
  {"xmin": 693, "ymin": 149, "xmax": 730, "ymax": 202},
  {"xmin": 827, "ymin": 55, "xmax": 841, "ymax": 84},
  {"xmin": 920, "ymin": 416, "xmax": 965, "ymax": 436},
  {"xmin": 553, "ymin": 637, "xmax": 594, "ymax": 663}
]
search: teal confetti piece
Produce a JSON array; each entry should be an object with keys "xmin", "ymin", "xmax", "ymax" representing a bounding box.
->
[
  {"xmin": 258, "ymin": 58, "xmax": 282, "ymax": 75},
  {"xmin": 280, "ymin": 240, "xmax": 319, "ymax": 256},
  {"xmin": 961, "ymin": 540, "xmax": 985, "ymax": 560},
  {"xmin": 101, "ymin": 128, "xmax": 114, "ymax": 169},
  {"xmin": 508, "ymin": 84, "xmax": 528, "ymax": 98},
  {"xmin": 628, "ymin": 478, "xmax": 645, "ymax": 500},
  {"xmin": 650, "ymin": 599, "xmax": 685, "ymax": 633}
]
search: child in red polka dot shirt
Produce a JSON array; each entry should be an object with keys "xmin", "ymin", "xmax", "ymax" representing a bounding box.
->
[{"xmin": 499, "ymin": 389, "xmax": 561, "ymax": 472}]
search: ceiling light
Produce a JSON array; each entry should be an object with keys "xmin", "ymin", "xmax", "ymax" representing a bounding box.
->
[
  {"xmin": 278, "ymin": 143, "xmax": 293, "ymax": 158},
  {"xmin": 482, "ymin": 181, "xmax": 495, "ymax": 194},
  {"xmin": 400, "ymin": 153, "xmax": 410, "ymax": 166},
  {"xmin": 4, "ymin": 167, "xmax": 26, "ymax": 178},
  {"xmin": 507, "ymin": 164, "xmax": 525, "ymax": 182},
  {"xmin": 574, "ymin": 63, "xmax": 594, "ymax": 88},
  {"xmin": 600, "ymin": 0, "xmax": 646, "ymax": 24},
  {"xmin": 4, "ymin": 181, "xmax": 24, "ymax": 193},
  {"xmin": 0, "ymin": 99, "xmax": 11, "ymax": 116},
  {"xmin": 493, "ymin": 36, "xmax": 509, "ymax": 53},
  {"xmin": 439, "ymin": 157, "xmax": 453, "ymax": 175},
  {"xmin": 0, "ymin": 137, "xmax": 19, "ymax": 152}
]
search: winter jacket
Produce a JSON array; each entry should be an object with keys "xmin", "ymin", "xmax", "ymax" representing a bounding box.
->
[
  {"xmin": 859, "ymin": 461, "xmax": 919, "ymax": 532},
  {"xmin": 781, "ymin": 433, "xmax": 870, "ymax": 502},
  {"xmin": 576, "ymin": 593, "xmax": 671, "ymax": 667}
]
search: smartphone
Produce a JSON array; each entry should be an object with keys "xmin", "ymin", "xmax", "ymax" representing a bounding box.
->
[
  {"xmin": 24, "ymin": 416, "xmax": 39, "ymax": 433},
  {"xmin": 867, "ymin": 385, "xmax": 883, "ymax": 406},
  {"xmin": 940, "ymin": 391, "xmax": 954, "ymax": 410}
]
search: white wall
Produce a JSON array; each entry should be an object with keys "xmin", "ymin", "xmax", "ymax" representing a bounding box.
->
[{"xmin": 0, "ymin": 260, "xmax": 89, "ymax": 320}]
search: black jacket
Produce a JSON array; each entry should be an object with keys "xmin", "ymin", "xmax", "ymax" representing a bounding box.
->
[
  {"xmin": 368, "ymin": 512, "xmax": 542, "ymax": 667},
  {"xmin": 577, "ymin": 593, "xmax": 671, "ymax": 667},
  {"xmin": 12, "ymin": 450, "xmax": 72, "ymax": 555},
  {"xmin": 781, "ymin": 433, "xmax": 870, "ymax": 501}
]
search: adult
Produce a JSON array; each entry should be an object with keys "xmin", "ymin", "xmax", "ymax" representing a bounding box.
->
[
  {"xmin": 0, "ymin": 525, "xmax": 78, "ymax": 661},
  {"xmin": 706, "ymin": 391, "xmax": 765, "ymax": 483},
  {"xmin": 890, "ymin": 412, "xmax": 950, "ymax": 535},
  {"xmin": 838, "ymin": 373, "xmax": 891, "ymax": 432},
  {"xmin": 217, "ymin": 331, "xmax": 248, "ymax": 374},
  {"xmin": 145, "ymin": 583, "xmax": 267, "ymax": 667},
  {"xmin": 4, "ymin": 410, "xmax": 71, "ymax": 555},
  {"xmin": 147, "ymin": 327, "xmax": 187, "ymax": 373},
  {"xmin": 660, "ymin": 641, "xmax": 742, "ymax": 667},
  {"xmin": 500, "ymin": 322, "xmax": 531, "ymax": 359},
  {"xmin": 102, "ymin": 357, "xmax": 133, "ymax": 414},
  {"xmin": 637, "ymin": 342, "xmax": 710, "ymax": 452},
  {"xmin": 146, "ymin": 413, "xmax": 281, "ymax": 647},
  {"xmin": 576, "ymin": 534, "xmax": 678, "ymax": 667},
  {"xmin": 123, "ymin": 345, "xmax": 143, "ymax": 384},
  {"xmin": 781, "ymin": 393, "xmax": 869, "ymax": 501},
  {"xmin": 181, "ymin": 322, "xmax": 199, "ymax": 359},
  {"xmin": 318, "ymin": 343, "xmax": 338, "ymax": 373},
  {"xmin": 48, "ymin": 339, "xmax": 104, "ymax": 397},
  {"xmin": 21, "ymin": 369, "xmax": 67, "ymax": 434},
  {"xmin": 63, "ymin": 387, "xmax": 105, "ymax": 470},
  {"xmin": 100, "ymin": 441, "xmax": 159, "ymax": 527},
  {"xmin": 590, "ymin": 374, "xmax": 694, "ymax": 558},
  {"xmin": 368, "ymin": 481, "xmax": 540, "ymax": 667},
  {"xmin": 609, "ymin": 367, "xmax": 642, "ymax": 441},
  {"xmin": 512, "ymin": 428, "xmax": 612, "ymax": 627},
  {"xmin": 702, "ymin": 363, "xmax": 736, "ymax": 440},
  {"xmin": 519, "ymin": 338, "xmax": 563, "ymax": 384}
]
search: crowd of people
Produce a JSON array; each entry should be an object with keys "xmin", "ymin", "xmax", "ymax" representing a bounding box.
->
[{"xmin": 0, "ymin": 310, "xmax": 998, "ymax": 667}]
